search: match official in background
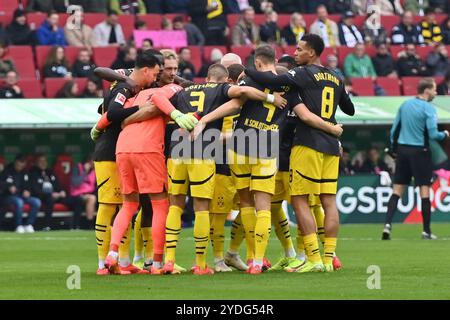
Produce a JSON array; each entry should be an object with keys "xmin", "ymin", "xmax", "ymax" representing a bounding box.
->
[{"xmin": 382, "ymin": 78, "xmax": 449, "ymax": 240}]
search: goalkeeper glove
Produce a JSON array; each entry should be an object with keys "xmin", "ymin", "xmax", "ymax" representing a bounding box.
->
[
  {"xmin": 170, "ymin": 110, "xmax": 198, "ymax": 131},
  {"xmin": 90, "ymin": 125, "xmax": 102, "ymax": 142}
]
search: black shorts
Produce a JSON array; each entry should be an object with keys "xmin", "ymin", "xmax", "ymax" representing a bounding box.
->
[{"xmin": 394, "ymin": 145, "xmax": 433, "ymax": 186}]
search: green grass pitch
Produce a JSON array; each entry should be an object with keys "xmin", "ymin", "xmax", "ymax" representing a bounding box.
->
[{"xmin": 1, "ymin": 223, "xmax": 450, "ymax": 300}]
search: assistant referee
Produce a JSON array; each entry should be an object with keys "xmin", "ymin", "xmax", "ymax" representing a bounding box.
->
[{"xmin": 382, "ymin": 78, "xmax": 449, "ymax": 240}]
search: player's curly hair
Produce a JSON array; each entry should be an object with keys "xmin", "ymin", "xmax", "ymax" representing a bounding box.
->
[{"xmin": 301, "ymin": 34, "xmax": 325, "ymax": 57}]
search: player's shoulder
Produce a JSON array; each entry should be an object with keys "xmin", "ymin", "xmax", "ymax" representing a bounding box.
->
[{"xmin": 238, "ymin": 76, "xmax": 258, "ymax": 87}]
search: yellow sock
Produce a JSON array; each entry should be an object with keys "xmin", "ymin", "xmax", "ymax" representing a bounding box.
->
[
  {"xmin": 313, "ymin": 205, "xmax": 325, "ymax": 246},
  {"xmin": 165, "ymin": 205, "xmax": 183, "ymax": 263},
  {"xmin": 141, "ymin": 227, "xmax": 153, "ymax": 260},
  {"xmin": 194, "ymin": 211, "xmax": 210, "ymax": 268},
  {"xmin": 303, "ymin": 233, "xmax": 322, "ymax": 264},
  {"xmin": 296, "ymin": 227, "xmax": 304, "ymax": 255},
  {"xmin": 209, "ymin": 213, "xmax": 215, "ymax": 254},
  {"xmin": 134, "ymin": 209, "xmax": 144, "ymax": 258},
  {"xmin": 95, "ymin": 203, "xmax": 116, "ymax": 267},
  {"xmin": 254, "ymin": 210, "xmax": 271, "ymax": 262},
  {"xmin": 323, "ymin": 237, "xmax": 337, "ymax": 265},
  {"xmin": 271, "ymin": 202, "xmax": 295, "ymax": 257},
  {"xmin": 229, "ymin": 212, "xmax": 245, "ymax": 253},
  {"xmin": 211, "ymin": 213, "xmax": 227, "ymax": 259},
  {"xmin": 240, "ymin": 207, "xmax": 256, "ymax": 261}
]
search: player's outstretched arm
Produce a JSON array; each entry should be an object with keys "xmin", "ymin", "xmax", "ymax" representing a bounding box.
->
[
  {"xmin": 151, "ymin": 92, "xmax": 198, "ymax": 131},
  {"xmin": 227, "ymin": 86, "xmax": 287, "ymax": 108},
  {"xmin": 339, "ymin": 90, "xmax": 355, "ymax": 116},
  {"xmin": 122, "ymin": 103, "xmax": 162, "ymax": 128},
  {"xmin": 244, "ymin": 69, "xmax": 292, "ymax": 87},
  {"xmin": 93, "ymin": 67, "xmax": 139, "ymax": 94},
  {"xmin": 293, "ymin": 103, "xmax": 343, "ymax": 138}
]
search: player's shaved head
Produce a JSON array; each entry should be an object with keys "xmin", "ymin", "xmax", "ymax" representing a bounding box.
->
[
  {"xmin": 207, "ymin": 63, "xmax": 229, "ymax": 82},
  {"xmin": 227, "ymin": 63, "xmax": 245, "ymax": 84},
  {"xmin": 254, "ymin": 45, "xmax": 276, "ymax": 65},
  {"xmin": 221, "ymin": 53, "xmax": 242, "ymax": 68},
  {"xmin": 275, "ymin": 65, "xmax": 289, "ymax": 75}
]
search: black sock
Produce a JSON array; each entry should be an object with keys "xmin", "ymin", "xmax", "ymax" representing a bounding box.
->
[
  {"xmin": 421, "ymin": 198, "xmax": 431, "ymax": 234},
  {"xmin": 385, "ymin": 194, "xmax": 400, "ymax": 225}
]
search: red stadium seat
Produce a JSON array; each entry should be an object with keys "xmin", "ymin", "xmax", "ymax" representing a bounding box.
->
[
  {"xmin": 376, "ymin": 77, "xmax": 401, "ymax": 96},
  {"xmin": 227, "ymin": 14, "xmax": 241, "ymax": 28},
  {"xmin": 319, "ymin": 47, "xmax": 338, "ymax": 65},
  {"xmin": 231, "ymin": 46, "xmax": 253, "ymax": 62},
  {"xmin": 92, "ymin": 46, "xmax": 120, "ymax": 67},
  {"xmin": 415, "ymin": 46, "xmax": 435, "ymax": 60},
  {"xmin": 4, "ymin": 46, "xmax": 37, "ymax": 79},
  {"xmin": 380, "ymin": 15, "xmax": 400, "ymax": 36},
  {"xmin": 203, "ymin": 46, "xmax": 227, "ymax": 63},
  {"xmin": 64, "ymin": 46, "xmax": 82, "ymax": 65},
  {"xmin": 118, "ymin": 15, "xmax": 135, "ymax": 40},
  {"xmin": 413, "ymin": 14, "xmax": 448, "ymax": 25},
  {"xmin": 401, "ymin": 77, "xmax": 422, "ymax": 95},
  {"xmin": 390, "ymin": 45, "xmax": 405, "ymax": 60},
  {"xmin": 18, "ymin": 80, "xmax": 43, "ymax": 98},
  {"xmin": 35, "ymin": 45, "xmax": 52, "ymax": 72},
  {"xmin": 83, "ymin": 13, "xmax": 106, "ymax": 28},
  {"xmin": 164, "ymin": 13, "xmax": 187, "ymax": 22},
  {"xmin": 328, "ymin": 14, "xmax": 341, "ymax": 24},
  {"xmin": 274, "ymin": 45, "xmax": 283, "ymax": 59},
  {"xmin": 187, "ymin": 46, "xmax": 202, "ymax": 74},
  {"xmin": 351, "ymin": 78, "xmax": 375, "ymax": 96},
  {"xmin": 0, "ymin": 12, "xmax": 13, "ymax": 25},
  {"xmin": 44, "ymin": 78, "xmax": 88, "ymax": 98},
  {"xmin": 302, "ymin": 14, "xmax": 317, "ymax": 28},
  {"xmin": 28, "ymin": 12, "xmax": 68, "ymax": 28},
  {"xmin": 53, "ymin": 154, "xmax": 74, "ymax": 193},
  {"xmin": 136, "ymin": 14, "xmax": 163, "ymax": 30},
  {"xmin": 278, "ymin": 14, "xmax": 291, "ymax": 28},
  {"xmin": 0, "ymin": 0, "xmax": 19, "ymax": 13},
  {"xmin": 353, "ymin": 15, "xmax": 366, "ymax": 28},
  {"xmin": 254, "ymin": 14, "xmax": 266, "ymax": 25},
  {"xmin": 54, "ymin": 203, "xmax": 70, "ymax": 212},
  {"xmin": 283, "ymin": 45, "xmax": 297, "ymax": 56},
  {"xmin": 193, "ymin": 77, "xmax": 205, "ymax": 84}
]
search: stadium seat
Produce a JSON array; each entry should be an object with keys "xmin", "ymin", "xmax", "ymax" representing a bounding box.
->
[
  {"xmin": 376, "ymin": 77, "xmax": 401, "ymax": 96},
  {"xmin": 193, "ymin": 77, "xmax": 205, "ymax": 84},
  {"xmin": 231, "ymin": 46, "xmax": 254, "ymax": 62},
  {"xmin": 18, "ymin": 79, "xmax": 43, "ymax": 98},
  {"xmin": 319, "ymin": 47, "xmax": 338, "ymax": 65},
  {"xmin": 187, "ymin": 46, "xmax": 202, "ymax": 74},
  {"xmin": 401, "ymin": 77, "xmax": 422, "ymax": 95},
  {"xmin": 164, "ymin": 13, "xmax": 187, "ymax": 22},
  {"xmin": 203, "ymin": 46, "xmax": 227, "ymax": 63},
  {"xmin": 282, "ymin": 45, "xmax": 297, "ymax": 56},
  {"xmin": 53, "ymin": 154, "xmax": 74, "ymax": 193},
  {"xmin": 415, "ymin": 46, "xmax": 435, "ymax": 60},
  {"xmin": 0, "ymin": 12, "xmax": 13, "ymax": 25},
  {"xmin": 4, "ymin": 46, "xmax": 36, "ymax": 79},
  {"xmin": 0, "ymin": 0, "xmax": 19, "ymax": 13},
  {"xmin": 274, "ymin": 45, "xmax": 283, "ymax": 59},
  {"xmin": 83, "ymin": 13, "xmax": 106, "ymax": 28},
  {"xmin": 54, "ymin": 203, "xmax": 70, "ymax": 212},
  {"xmin": 92, "ymin": 46, "xmax": 119, "ymax": 67},
  {"xmin": 328, "ymin": 14, "xmax": 341, "ymax": 24},
  {"xmin": 44, "ymin": 78, "xmax": 88, "ymax": 98},
  {"xmin": 278, "ymin": 14, "xmax": 291, "ymax": 28},
  {"xmin": 118, "ymin": 15, "xmax": 135, "ymax": 40},
  {"xmin": 353, "ymin": 15, "xmax": 366, "ymax": 28},
  {"xmin": 35, "ymin": 45, "xmax": 53, "ymax": 73},
  {"xmin": 351, "ymin": 78, "xmax": 375, "ymax": 96},
  {"xmin": 413, "ymin": 14, "xmax": 448, "ymax": 25},
  {"xmin": 227, "ymin": 14, "xmax": 265, "ymax": 28},
  {"xmin": 136, "ymin": 14, "xmax": 163, "ymax": 30},
  {"xmin": 64, "ymin": 46, "xmax": 82, "ymax": 65},
  {"xmin": 380, "ymin": 16, "xmax": 400, "ymax": 36},
  {"xmin": 390, "ymin": 45, "xmax": 405, "ymax": 60},
  {"xmin": 26, "ymin": 12, "xmax": 46, "ymax": 28}
]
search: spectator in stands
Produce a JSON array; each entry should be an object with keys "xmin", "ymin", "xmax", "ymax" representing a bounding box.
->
[
  {"xmin": 43, "ymin": 46, "xmax": 72, "ymax": 78},
  {"xmin": 429, "ymin": 0, "xmax": 448, "ymax": 13},
  {"xmin": 56, "ymin": 81, "xmax": 80, "ymax": 98},
  {"xmin": 0, "ymin": 44, "xmax": 16, "ymax": 78},
  {"xmin": 139, "ymin": 38, "xmax": 154, "ymax": 52},
  {"xmin": 70, "ymin": 155, "xmax": 96, "ymax": 229},
  {"xmin": 260, "ymin": 9, "xmax": 281, "ymax": 45},
  {"xmin": 198, "ymin": 48, "xmax": 224, "ymax": 77},
  {"xmin": 344, "ymin": 43, "xmax": 377, "ymax": 79},
  {"xmin": 328, "ymin": 0, "xmax": 353, "ymax": 14},
  {"xmin": 309, "ymin": 5, "xmax": 340, "ymax": 48},
  {"xmin": 26, "ymin": 0, "xmax": 54, "ymax": 12},
  {"xmin": 166, "ymin": 0, "xmax": 190, "ymax": 13},
  {"xmin": 178, "ymin": 47, "xmax": 196, "ymax": 81},
  {"xmin": 93, "ymin": 10, "xmax": 126, "ymax": 47},
  {"xmin": 338, "ymin": 11, "xmax": 364, "ymax": 48},
  {"xmin": 0, "ymin": 71, "xmax": 24, "ymax": 99},
  {"xmin": 403, "ymin": 0, "xmax": 429, "ymax": 16},
  {"xmin": 144, "ymin": 0, "xmax": 164, "ymax": 13},
  {"xmin": 420, "ymin": 8, "xmax": 443, "ymax": 44},
  {"xmin": 64, "ymin": 7, "xmax": 97, "ymax": 51},
  {"xmin": 6, "ymin": 9, "xmax": 36, "ymax": 46},
  {"xmin": 352, "ymin": 0, "xmax": 404, "ymax": 15},
  {"xmin": 325, "ymin": 54, "xmax": 345, "ymax": 79},
  {"xmin": 111, "ymin": 46, "xmax": 138, "ymax": 69},
  {"xmin": 162, "ymin": 17, "xmax": 174, "ymax": 30},
  {"xmin": 358, "ymin": 147, "xmax": 390, "ymax": 174},
  {"xmin": 188, "ymin": 0, "xmax": 228, "ymax": 46},
  {"xmin": 110, "ymin": 0, "xmax": 147, "ymax": 15},
  {"xmin": 81, "ymin": 78, "xmax": 103, "ymax": 97},
  {"xmin": 426, "ymin": 43, "xmax": 450, "ymax": 77},
  {"xmin": 396, "ymin": 43, "xmax": 429, "ymax": 76},
  {"xmin": 0, "ymin": 23, "xmax": 9, "ymax": 46},
  {"xmin": 277, "ymin": 55, "xmax": 296, "ymax": 70},
  {"xmin": 173, "ymin": 16, "xmax": 205, "ymax": 47},
  {"xmin": 391, "ymin": 10, "xmax": 424, "ymax": 45},
  {"xmin": 232, "ymin": 6, "xmax": 260, "ymax": 46},
  {"xmin": 339, "ymin": 146, "xmax": 355, "ymax": 175},
  {"xmin": 0, "ymin": 155, "xmax": 41, "ymax": 234},
  {"xmin": 72, "ymin": 49, "xmax": 97, "ymax": 78},
  {"xmin": 443, "ymin": 18, "xmax": 450, "ymax": 45},
  {"xmin": 372, "ymin": 42, "xmax": 397, "ymax": 77},
  {"xmin": 363, "ymin": 11, "xmax": 389, "ymax": 46},
  {"xmin": 28, "ymin": 154, "xmax": 67, "ymax": 231},
  {"xmin": 271, "ymin": 0, "xmax": 303, "ymax": 13},
  {"xmin": 437, "ymin": 70, "xmax": 450, "ymax": 95},
  {"xmin": 37, "ymin": 11, "xmax": 67, "ymax": 46},
  {"xmin": 281, "ymin": 12, "xmax": 307, "ymax": 46},
  {"xmin": 87, "ymin": 0, "xmax": 109, "ymax": 13}
]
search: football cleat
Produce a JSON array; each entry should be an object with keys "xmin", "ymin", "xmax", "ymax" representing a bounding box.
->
[
  {"xmin": 324, "ymin": 263, "xmax": 334, "ymax": 273},
  {"xmin": 262, "ymin": 257, "xmax": 271, "ymax": 271},
  {"xmin": 269, "ymin": 257, "xmax": 299, "ymax": 271},
  {"xmin": 422, "ymin": 232, "xmax": 438, "ymax": 240},
  {"xmin": 163, "ymin": 261, "xmax": 181, "ymax": 275},
  {"xmin": 224, "ymin": 252, "xmax": 248, "ymax": 271},
  {"xmin": 246, "ymin": 264, "xmax": 263, "ymax": 275},
  {"xmin": 294, "ymin": 261, "xmax": 324, "ymax": 273},
  {"xmin": 96, "ymin": 268, "xmax": 109, "ymax": 276},
  {"xmin": 214, "ymin": 260, "xmax": 233, "ymax": 272},
  {"xmin": 332, "ymin": 255, "xmax": 342, "ymax": 270},
  {"xmin": 119, "ymin": 264, "xmax": 142, "ymax": 274},
  {"xmin": 382, "ymin": 224, "xmax": 391, "ymax": 240},
  {"xmin": 284, "ymin": 258, "xmax": 306, "ymax": 272},
  {"xmin": 192, "ymin": 265, "xmax": 214, "ymax": 275},
  {"xmin": 174, "ymin": 263, "xmax": 187, "ymax": 273},
  {"xmin": 105, "ymin": 253, "xmax": 121, "ymax": 275},
  {"xmin": 133, "ymin": 258, "xmax": 145, "ymax": 270},
  {"xmin": 150, "ymin": 266, "xmax": 164, "ymax": 275}
]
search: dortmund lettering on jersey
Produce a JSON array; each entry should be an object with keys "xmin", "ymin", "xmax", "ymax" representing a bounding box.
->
[
  {"xmin": 232, "ymin": 76, "xmax": 300, "ymax": 158},
  {"xmin": 169, "ymin": 82, "xmax": 231, "ymax": 159},
  {"xmin": 286, "ymin": 65, "xmax": 353, "ymax": 156}
]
